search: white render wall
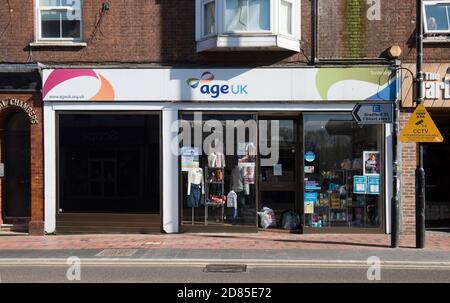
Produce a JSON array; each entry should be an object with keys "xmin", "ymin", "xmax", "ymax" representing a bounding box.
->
[{"xmin": 43, "ymin": 102, "xmax": 392, "ymax": 234}]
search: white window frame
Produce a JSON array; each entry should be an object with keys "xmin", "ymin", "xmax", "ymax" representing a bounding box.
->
[
  {"xmin": 195, "ymin": 0, "xmax": 300, "ymax": 52},
  {"xmin": 222, "ymin": 0, "xmax": 273, "ymax": 35},
  {"xmin": 35, "ymin": 0, "xmax": 83, "ymax": 42},
  {"xmin": 278, "ymin": 0, "xmax": 294, "ymax": 37},
  {"xmin": 202, "ymin": 0, "xmax": 217, "ymax": 38},
  {"xmin": 423, "ymin": 0, "xmax": 450, "ymax": 34}
]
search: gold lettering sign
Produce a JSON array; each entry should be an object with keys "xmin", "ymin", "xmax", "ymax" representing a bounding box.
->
[{"xmin": 0, "ymin": 99, "xmax": 39, "ymax": 124}]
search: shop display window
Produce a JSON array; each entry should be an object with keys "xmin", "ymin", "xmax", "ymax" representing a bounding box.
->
[
  {"xmin": 303, "ymin": 114, "xmax": 384, "ymax": 229},
  {"xmin": 58, "ymin": 114, "xmax": 160, "ymax": 214},
  {"xmin": 180, "ymin": 113, "xmax": 257, "ymax": 227}
]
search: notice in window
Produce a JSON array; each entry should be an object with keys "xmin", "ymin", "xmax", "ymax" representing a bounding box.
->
[
  {"xmin": 273, "ymin": 164, "xmax": 282, "ymax": 176},
  {"xmin": 353, "ymin": 175, "xmax": 367, "ymax": 194},
  {"xmin": 304, "ymin": 202, "xmax": 314, "ymax": 214},
  {"xmin": 368, "ymin": 175, "xmax": 380, "ymax": 195}
]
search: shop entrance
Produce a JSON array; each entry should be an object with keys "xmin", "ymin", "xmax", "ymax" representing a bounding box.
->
[
  {"xmin": 424, "ymin": 113, "xmax": 450, "ymax": 231},
  {"xmin": 2, "ymin": 111, "xmax": 31, "ymax": 225},
  {"xmin": 259, "ymin": 117, "xmax": 301, "ymax": 228}
]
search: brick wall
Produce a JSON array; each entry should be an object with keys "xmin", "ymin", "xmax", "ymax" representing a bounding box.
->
[
  {"xmin": 400, "ymin": 110, "xmax": 417, "ymax": 235},
  {"xmin": 1, "ymin": 0, "xmax": 448, "ymax": 64},
  {"xmin": 0, "ymin": 0, "xmax": 311, "ymax": 65}
]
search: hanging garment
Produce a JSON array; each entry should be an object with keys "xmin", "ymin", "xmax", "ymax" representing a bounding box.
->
[
  {"xmin": 208, "ymin": 152, "xmax": 226, "ymax": 168},
  {"xmin": 187, "ymin": 168, "xmax": 204, "ymax": 195},
  {"xmin": 227, "ymin": 190, "xmax": 238, "ymax": 208},
  {"xmin": 209, "ymin": 182, "xmax": 223, "ymax": 196},
  {"xmin": 187, "ymin": 184, "xmax": 202, "ymax": 208},
  {"xmin": 231, "ymin": 166, "xmax": 244, "ymax": 192}
]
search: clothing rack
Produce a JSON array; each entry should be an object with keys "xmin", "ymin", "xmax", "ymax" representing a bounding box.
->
[{"xmin": 204, "ymin": 166, "xmax": 225, "ymax": 225}]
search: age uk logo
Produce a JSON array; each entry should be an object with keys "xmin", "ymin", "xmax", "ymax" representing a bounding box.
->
[{"xmin": 186, "ymin": 71, "xmax": 248, "ymax": 99}]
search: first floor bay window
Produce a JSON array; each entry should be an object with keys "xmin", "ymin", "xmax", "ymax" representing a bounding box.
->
[
  {"xmin": 196, "ymin": 0, "xmax": 300, "ymax": 52},
  {"xmin": 37, "ymin": 0, "xmax": 82, "ymax": 41}
]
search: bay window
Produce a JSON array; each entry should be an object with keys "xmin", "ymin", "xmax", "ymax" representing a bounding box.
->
[
  {"xmin": 196, "ymin": 0, "xmax": 300, "ymax": 52},
  {"xmin": 36, "ymin": 0, "xmax": 82, "ymax": 41}
]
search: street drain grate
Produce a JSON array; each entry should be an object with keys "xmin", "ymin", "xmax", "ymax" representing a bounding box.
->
[
  {"xmin": 96, "ymin": 249, "xmax": 138, "ymax": 257},
  {"xmin": 144, "ymin": 242, "xmax": 162, "ymax": 246},
  {"xmin": 204, "ymin": 264, "xmax": 247, "ymax": 273}
]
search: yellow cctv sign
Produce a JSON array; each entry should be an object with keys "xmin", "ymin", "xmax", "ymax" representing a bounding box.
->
[{"xmin": 400, "ymin": 104, "xmax": 444, "ymax": 143}]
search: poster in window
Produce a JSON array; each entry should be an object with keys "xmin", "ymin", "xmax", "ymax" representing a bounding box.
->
[
  {"xmin": 367, "ymin": 175, "xmax": 381, "ymax": 195},
  {"xmin": 363, "ymin": 151, "xmax": 380, "ymax": 175},
  {"xmin": 238, "ymin": 142, "xmax": 256, "ymax": 163},
  {"xmin": 239, "ymin": 162, "xmax": 255, "ymax": 184},
  {"xmin": 353, "ymin": 175, "xmax": 367, "ymax": 194},
  {"xmin": 181, "ymin": 146, "xmax": 200, "ymax": 171},
  {"xmin": 304, "ymin": 202, "xmax": 314, "ymax": 214}
]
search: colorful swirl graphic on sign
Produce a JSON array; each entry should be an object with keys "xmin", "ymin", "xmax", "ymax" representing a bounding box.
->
[
  {"xmin": 186, "ymin": 71, "xmax": 215, "ymax": 88},
  {"xmin": 43, "ymin": 69, "xmax": 115, "ymax": 101}
]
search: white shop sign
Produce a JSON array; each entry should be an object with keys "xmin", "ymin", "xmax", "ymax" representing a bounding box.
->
[{"xmin": 42, "ymin": 67, "xmax": 397, "ymax": 102}]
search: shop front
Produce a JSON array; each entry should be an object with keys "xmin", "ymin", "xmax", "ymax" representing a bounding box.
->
[
  {"xmin": 402, "ymin": 63, "xmax": 450, "ymax": 232},
  {"xmin": 42, "ymin": 66, "xmax": 397, "ymax": 234},
  {"xmin": 0, "ymin": 65, "xmax": 44, "ymax": 235}
]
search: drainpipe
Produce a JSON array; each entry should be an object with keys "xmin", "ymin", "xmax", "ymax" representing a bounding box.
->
[{"xmin": 311, "ymin": 0, "xmax": 318, "ymax": 64}]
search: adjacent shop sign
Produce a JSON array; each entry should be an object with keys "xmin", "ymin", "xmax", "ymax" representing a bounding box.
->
[
  {"xmin": 401, "ymin": 63, "xmax": 450, "ymax": 108},
  {"xmin": 0, "ymin": 99, "xmax": 38, "ymax": 124},
  {"xmin": 42, "ymin": 67, "xmax": 397, "ymax": 102},
  {"xmin": 352, "ymin": 103, "xmax": 393, "ymax": 124},
  {"xmin": 399, "ymin": 104, "xmax": 444, "ymax": 143}
]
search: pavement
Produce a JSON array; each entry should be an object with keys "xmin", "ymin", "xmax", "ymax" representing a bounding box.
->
[{"xmin": 0, "ymin": 230, "xmax": 449, "ymax": 267}]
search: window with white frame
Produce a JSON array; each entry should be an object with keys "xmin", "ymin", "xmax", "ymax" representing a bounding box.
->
[
  {"xmin": 196, "ymin": 0, "xmax": 300, "ymax": 52},
  {"xmin": 37, "ymin": 0, "xmax": 82, "ymax": 40},
  {"xmin": 203, "ymin": 0, "xmax": 216, "ymax": 36},
  {"xmin": 423, "ymin": 1, "xmax": 450, "ymax": 34},
  {"xmin": 280, "ymin": 0, "xmax": 293, "ymax": 35},
  {"xmin": 224, "ymin": 0, "xmax": 270, "ymax": 32}
]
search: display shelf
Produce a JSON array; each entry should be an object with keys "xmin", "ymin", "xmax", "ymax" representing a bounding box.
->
[{"xmin": 204, "ymin": 166, "xmax": 225, "ymax": 225}]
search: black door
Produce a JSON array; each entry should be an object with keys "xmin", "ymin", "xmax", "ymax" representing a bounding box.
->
[
  {"xmin": 3, "ymin": 112, "xmax": 31, "ymax": 220},
  {"xmin": 259, "ymin": 117, "xmax": 300, "ymax": 224},
  {"xmin": 424, "ymin": 117, "xmax": 450, "ymax": 231}
]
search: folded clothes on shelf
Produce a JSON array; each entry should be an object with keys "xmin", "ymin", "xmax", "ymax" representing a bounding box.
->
[{"xmin": 208, "ymin": 194, "xmax": 227, "ymax": 205}]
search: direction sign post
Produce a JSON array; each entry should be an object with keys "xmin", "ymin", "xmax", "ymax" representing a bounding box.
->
[{"xmin": 352, "ymin": 103, "xmax": 393, "ymax": 124}]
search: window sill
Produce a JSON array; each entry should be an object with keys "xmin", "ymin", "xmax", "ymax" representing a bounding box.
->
[
  {"xmin": 197, "ymin": 34, "xmax": 300, "ymax": 52},
  {"xmin": 423, "ymin": 36, "xmax": 450, "ymax": 43},
  {"xmin": 29, "ymin": 41, "xmax": 87, "ymax": 47}
]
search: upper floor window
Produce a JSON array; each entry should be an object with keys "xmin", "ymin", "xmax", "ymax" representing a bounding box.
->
[
  {"xmin": 423, "ymin": 1, "xmax": 450, "ymax": 34},
  {"xmin": 196, "ymin": 0, "xmax": 300, "ymax": 52},
  {"xmin": 36, "ymin": 0, "xmax": 82, "ymax": 41},
  {"xmin": 224, "ymin": 0, "xmax": 271, "ymax": 32}
]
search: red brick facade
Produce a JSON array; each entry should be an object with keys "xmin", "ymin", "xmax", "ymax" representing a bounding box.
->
[
  {"xmin": 1, "ymin": 0, "xmax": 448, "ymax": 235},
  {"xmin": 1, "ymin": 0, "xmax": 445, "ymax": 65},
  {"xmin": 400, "ymin": 110, "xmax": 417, "ymax": 235}
]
